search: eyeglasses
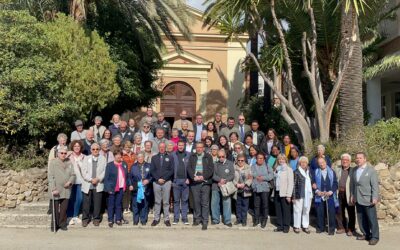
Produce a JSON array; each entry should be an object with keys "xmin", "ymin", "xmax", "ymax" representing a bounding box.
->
[
  {"xmin": 91, "ymin": 148, "xmax": 100, "ymax": 151},
  {"xmin": 59, "ymin": 152, "xmax": 67, "ymax": 155},
  {"xmin": 143, "ymin": 126, "xmax": 150, "ymax": 128},
  {"xmin": 239, "ymin": 119, "xmax": 245, "ymax": 121},
  {"xmin": 237, "ymin": 160, "xmax": 245, "ymax": 162},
  {"xmin": 218, "ymin": 156, "xmax": 226, "ymax": 158}
]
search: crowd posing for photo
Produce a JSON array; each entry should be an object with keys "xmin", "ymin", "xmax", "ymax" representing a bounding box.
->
[{"xmin": 47, "ymin": 108, "xmax": 380, "ymax": 246}]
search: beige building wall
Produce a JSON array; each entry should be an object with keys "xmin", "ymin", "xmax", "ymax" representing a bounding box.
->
[{"xmin": 153, "ymin": 6, "xmax": 249, "ymax": 123}]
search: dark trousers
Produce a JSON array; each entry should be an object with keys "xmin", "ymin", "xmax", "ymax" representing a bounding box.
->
[
  {"xmin": 173, "ymin": 179, "xmax": 189, "ymax": 222},
  {"xmin": 123, "ymin": 189, "xmax": 132, "ymax": 210},
  {"xmin": 132, "ymin": 192, "xmax": 150, "ymax": 224},
  {"xmin": 191, "ymin": 184, "xmax": 210, "ymax": 224},
  {"xmin": 336, "ymin": 191, "xmax": 355, "ymax": 231},
  {"xmin": 316, "ymin": 199, "xmax": 336, "ymax": 232},
  {"xmin": 236, "ymin": 193, "xmax": 249, "ymax": 223},
  {"xmin": 274, "ymin": 191, "xmax": 291, "ymax": 231},
  {"xmin": 82, "ymin": 190, "xmax": 103, "ymax": 223},
  {"xmin": 107, "ymin": 189, "xmax": 124, "ymax": 222},
  {"xmin": 356, "ymin": 203, "xmax": 379, "ymax": 240},
  {"xmin": 50, "ymin": 199, "xmax": 69, "ymax": 231},
  {"xmin": 253, "ymin": 192, "xmax": 269, "ymax": 222}
]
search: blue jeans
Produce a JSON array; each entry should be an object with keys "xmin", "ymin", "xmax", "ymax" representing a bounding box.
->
[
  {"xmin": 67, "ymin": 184, "xmax": 82, "ymax": 218},
  {"xmin": 173, "ymin": 179, "xmax": 189, "ymax": 222},
  {"xmin": 236, "ymin": 193, "xmax": 249, "ymax": 223},
  {"xmin": 132, "ymin": 192, "xmax": 149, "ymax": 224},
  {"xmin": 107, "ymin": 188, "xmax": 124, "ymax": 222},
  {"xmin": 211, "ymin": 190, "xmax": 232, "ymax": 224}
]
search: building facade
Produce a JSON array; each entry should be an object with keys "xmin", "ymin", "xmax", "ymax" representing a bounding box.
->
[
  {"xmin": 152, "ymin": 6, "xmax": 249, "ymax": 124},
  {"xmin": 366, "ymin": 0, "xmax": 400, "ymax": 123}
]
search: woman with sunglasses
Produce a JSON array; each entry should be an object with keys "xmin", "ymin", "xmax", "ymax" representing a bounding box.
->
[{"xmin": 233, "ymin": 153, "xmax": 253, "ymax": 226}]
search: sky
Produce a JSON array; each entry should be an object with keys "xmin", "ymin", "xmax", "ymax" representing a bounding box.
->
[{"xmin": 186, "ymin": 0, "xmax": 207, "ymax": 11}]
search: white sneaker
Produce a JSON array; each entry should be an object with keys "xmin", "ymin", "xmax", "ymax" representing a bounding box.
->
[
  {"xmin": 75, "ymin": 217, "xmax": 82, "ymax": 224},
  {"xmin": 123, "ymin": 209, "xmax": 130, "ymax": 214},
  {"xmin": 68, "ymin": 217, "xmax": 75, "ymax": 225},
  {"xmin": 184, "ymin": 221, "xmax": 190, "ymax": 225},
  {"xmin": 172, "ymin": 221, "xmax": 178, "ymax": 225}
]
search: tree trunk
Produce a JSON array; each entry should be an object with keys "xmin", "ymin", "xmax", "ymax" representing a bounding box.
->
[
  {"xmin": 338, "ymin": 3, "xmax": 364, "ymax": 139},
  {"xmin": 70, "ymin": 0, "xmax": 87, "ymax": 22}
]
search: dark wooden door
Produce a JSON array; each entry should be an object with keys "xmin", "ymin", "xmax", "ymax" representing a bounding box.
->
[{"xmin": 160, "ymin": 81, "xmax": 196, "ymax": 122}]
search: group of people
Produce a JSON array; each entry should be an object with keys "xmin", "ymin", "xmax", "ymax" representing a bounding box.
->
[{"xmin": 47, "ymin": 108, "xmax": 380, "ymax": 245}]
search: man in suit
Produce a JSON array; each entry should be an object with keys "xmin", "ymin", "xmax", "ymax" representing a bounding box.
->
[
  {"xmin": 150, "ymin": 142, "xmax": 174, "ymax": 227},
  {"xmin": 245, "ymin": 120, "xmax": 265, "ymax": 146},
  {"xmin": 80, "ymin": 143, "xmax": 106, "ymax": 227},
  {"xmin": 351, "ymin": 152, "xmax": 380, "ymax": 245},
  {"xmin": 187, "ymin": 142, "xmax": 214, "ymax": 230},
  {"xmin": 117, "ymin": 121, "xmax": 134, "ymax": 143},
  {"xmin": 236, "ymin": 114, "xmax": 251, "ymax": 143},
  {"xmin": 82, "ymin": 130, "xmax": 95, "ymax": 155},
  {"xmin": 108, "ymin": 114, "xmax": 121, "ymax": 137},
  {"xmin": 193, "ymin": 114, "xmax": 206, "ymax": 142},
  {"xmin": 334, "ymin": 153, "xmax": 356, "ymax": 236},
  {"xmin": 213, "ymin": 112, "xmax": 226, "ymax": 134}
]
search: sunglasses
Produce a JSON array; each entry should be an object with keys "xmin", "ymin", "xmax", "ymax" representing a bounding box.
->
[
  {"xmin": 91, "ymin": 148, "xmax": 100, "ymax": 151},
  {"xmin": 239, "ymin": 119, "xmax": 245, "ymax": 121},
  {"xmin": 218, "ymin": 156, "xmax": 226, "ymax": 158},
  {"xmin": 59, "ymin": 152, "xmax": 67, "ymax": 155},
  {"xmin": 143, "ymin": 126, "xmax": 150, "ymax": 128}
]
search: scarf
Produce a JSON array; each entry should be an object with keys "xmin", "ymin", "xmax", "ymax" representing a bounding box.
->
[
  {"xmin": 315, "ymin": 167, "xmax": 339, "ymax": 207},
  {"xmin": 114, "ymin": 162, "xmax": 126, "ymax": 192},
  {"xmin": 136, "ymin": 181, "xmax": 145, "ymax": 203},
  {"xmin": 299, "ymin": 167, "xmax": 313, "ymax": 208}
]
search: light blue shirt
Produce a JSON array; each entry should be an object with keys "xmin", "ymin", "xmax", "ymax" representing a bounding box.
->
[
  {"xmin": 356, "ymin": 164, "xmax": 366, "ymax": 182},
  {"xmin": 195, "ymin": 124, "xmax": 203, "ymax": 142}
]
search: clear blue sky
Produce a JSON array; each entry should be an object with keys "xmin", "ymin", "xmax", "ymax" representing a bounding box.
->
[{"xmin": 186, "ymin": 0, "xmax": 207, "ymax": 11}]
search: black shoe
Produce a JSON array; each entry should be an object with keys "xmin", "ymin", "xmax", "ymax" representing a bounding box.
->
[
  {"xmin": 141, "ymin": 222, "xmax": 146, "ymax": 226},
  {"xmin": 133, "ymin": 222, "xmax": 139, "ymax": 226},
  {"xmin": 253, "ymin": 220, "xmax": 259, "ymax": 227},
  {"xmin": 283, "ymin": 229, "xmax": 289, "ymax": 233},
  {"xmin": 369, "ymin": 239, "xmax": 379, "ymax": 245},
  {"xmin": 234, "ymin": 221, "xmax": 241, "ymax": 225},
  {"xmin": 202, "ymin": 223, "xmax": 208, "ymax": 230},
  {"xmin": 60, "ymin": 226, "xmax": 68, "ymax": 231},
  {"xmin": 316, "ymin": 229, "xmax": 322, "ymax": 234},
  {"xmin": 193, "ymin": 220, "xmax": 200, "ymax": 226},
  {"xmin": 108, "ymin": 222, "xmax": 113, "ymax": 228},
  {"xmin": 225, "ymin": 223, "xmax": 232, "ymax": 227},
  {"xmin": 151, "ymin": 220, "xmax": 159, "ymax": 227},
  {"xmin": 356, "ymin": 235, "xmax": 367, "ymax": 241},
  {"xmin": 122, "ymin": 219, "xmax": 129, "ymax": 224},
  {"xmin": 242, "ymin": 222, "xmax": 247, "ymax": 227},
  {"xmin": 82, "ymin": 221, "xmax": 89, "ymax": 227},
  {"xmin": 211, "ymin": 221, "xmax": 219, "ymax": 225},
  {"xmin": 260, "ymin": 220, "xmax": 267, "ymax": 229},
  {"xmin": 116, "ymin": 221, "xmax": 122, "ymax": 226},
  {"xmin": 328, "ymin": 231, "xmax": 335, "ymax": 236},
  {"xmin": 274, "ymin": 228, "xmax": 283, "ymax": 232},
  {"xmin": 165, "ymin": 221, "xmax": 171, "ymax": 227}
]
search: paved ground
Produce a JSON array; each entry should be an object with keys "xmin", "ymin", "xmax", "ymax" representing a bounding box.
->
[{"xmin": 0, "ymin": 226, "xmax": 399, "ymax": 250}]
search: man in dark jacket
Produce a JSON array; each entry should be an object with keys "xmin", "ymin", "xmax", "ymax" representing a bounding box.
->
[
  {"xmin": 211, "ymin": 149, "xmax": 235, "ymax": 227},
  {"xmin": 245, "ymin": 120, "xmax": 265, "ymax": 146},
  {"xmin": 187, "ymin": 142, "xmax": 214, "ymax": 230},
  {"xmin": 171, "ymin": 140, "xmax": 191, "ymax": 225},
  {"xmin": 150, "ymin": 142, "xmax": 174, "ymax": 227}
]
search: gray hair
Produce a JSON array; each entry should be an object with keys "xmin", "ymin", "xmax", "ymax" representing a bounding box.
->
[
  {"xmin": 112, "ymin": 134, "xmax": 122, "ymax": 141},
  {"xmin": 218, "ymin": 149, "xmax": 226, "ymax": 156},
  {"xmin": 57, "ymin": 133, "xmax": 68, "ymax": 141},
  {"xmin": 58, "ymin": 145, "xmax": 68, "ymax": 152},
  {"xmin": 210, "ymin": 144, "xmax": 219, "ymax": 150},
  {"xmin": 136, "ymin": 152, "xmax": 145, "ymax": 158},
  {"xmin": 90, "ymin": 142, "xmax": 100, "ymax": 149},
  {"xmin": 340, "ymin": 153, "xmax": 352, "ymax": 161},
  {"xmin": 134, "ymin": 132, "xmax": 142, "ymax": 140},
  {"xmin": 317, "ymin": 144, "xmax": 325, "ymax": 151},
  {"xmin": 298, "ymin": 156, "xmax": 309, "ymax": 165},
  {"xmin": 99, "ymin": 139, "xmax": 109, "ymax": 146}
]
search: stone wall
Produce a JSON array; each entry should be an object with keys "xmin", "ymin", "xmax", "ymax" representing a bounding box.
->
[{"xmin": 0, "ymin": 168, "xmax": 47, "ymax": 208}]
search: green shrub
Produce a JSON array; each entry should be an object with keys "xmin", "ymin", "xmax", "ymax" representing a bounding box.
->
[
  {"xmin": 309, "ymin": 118, "xmax": 400, "ymax": 165},
  {"xmin": 0, "ymin": 143, "xmax": 48, "ymax": 171}
]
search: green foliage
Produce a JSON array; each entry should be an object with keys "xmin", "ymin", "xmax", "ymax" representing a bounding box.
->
[
  {"xmin": 238, "ymin": 96, "xmax": 298, "ymax": 145},
  {"xmin": 0, "ymin": 10, "xmax": 119, "ymax": 138},
  {"xmin": 0, "ymin": 143, "xmax": 48, "ymax": 171},
  {"xmin": 309, "ymin": 118, "xmax": 400, "ymax": 165}
]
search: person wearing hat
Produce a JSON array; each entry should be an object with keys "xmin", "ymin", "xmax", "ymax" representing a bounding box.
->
[
  {"xmin": 71, "ymin": 120, "xmax": 87, "ymax": 141},
  {"xmin": 90, "ymin": 116, "xmax": 106, "ymax": 142}
]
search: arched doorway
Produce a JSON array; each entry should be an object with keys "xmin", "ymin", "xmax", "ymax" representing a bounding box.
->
[{"xmin": 160, "ymin": 81, "xmax": 196, "ymax": 125}]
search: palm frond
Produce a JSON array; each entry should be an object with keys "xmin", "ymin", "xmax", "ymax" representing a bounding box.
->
[{"xmin": 363, "ymin": 54, "xmax": 400, "ymax": 80}]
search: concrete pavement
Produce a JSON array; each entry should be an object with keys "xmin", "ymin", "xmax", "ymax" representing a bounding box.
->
[{"xmin": 0, "ymin": 226, "xmax": 399, "ymax": 250}]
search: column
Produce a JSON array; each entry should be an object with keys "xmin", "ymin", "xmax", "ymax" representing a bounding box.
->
[
  {"xmin": 366, "ymin": 78, "xmax": 382, "ymax": 124},
  {"xmin": 200, "ymin": 78, "xmax": 208, "ymax": 116}
]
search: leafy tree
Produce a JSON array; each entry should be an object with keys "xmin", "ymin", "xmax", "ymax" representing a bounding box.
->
[{"xmin": 0, "ymin": 10, "xmax": 118, "ymax": 138}]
